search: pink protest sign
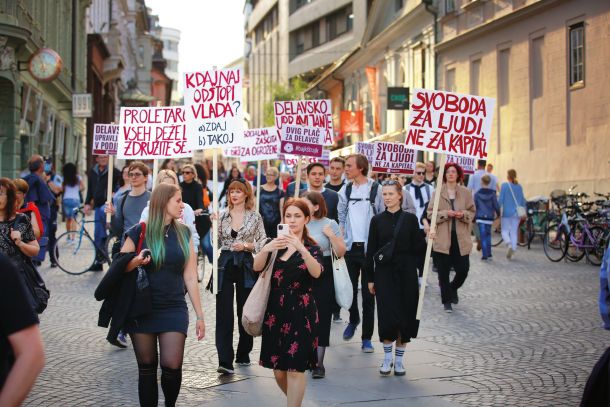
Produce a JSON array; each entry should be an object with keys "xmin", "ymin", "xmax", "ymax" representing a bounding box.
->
[
  {"xmin": 372, "ymin": 142, "xmax": 416, "ymax": 174},
  {"xmin": 406, "ymin": 89, "xmax": 495, "ymax": 159},
  {"xmin": 92, "ymin": 124, "xmax": 118, "ymax": 156},
  {"xmin": 274, "ymin": 99, "xmax": 334, "ymax": 146},
  {"xmin": 281, "ymin": 149, "xmax": 330, "ymax": 168},
  {"xmin": 280, "ymin": 125, "xmax": 323, "ymax": 158},
  {"xmin": 355, "ymin": 142, "xmax": 374, "ymax": 165},
  {"xmin": 224, "ymin": 127, "xmax": 279, "ymax": 162},
  {"xmin": 183, "ymin": 68, "xmax": 244, "ymax": 150},
  {"xmin": 117, "ymin": 106, "xmax": 191, "ymax": 159},
  {"xmin": 446, "ymin": 154, "xmax": 476, "ymax": 174}
]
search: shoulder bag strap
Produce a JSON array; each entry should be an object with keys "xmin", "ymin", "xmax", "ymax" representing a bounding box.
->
[{"xmin": 508, "ymin": 183, "xmax": 519, "ymax": 207}]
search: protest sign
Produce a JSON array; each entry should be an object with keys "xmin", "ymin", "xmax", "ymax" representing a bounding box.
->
[
  {"xmin": 406, "ymin": 89, "xmax": 495, "ymax": 159},
  {"xmin": 372, "ymin": 142, "xmax": 416, "ymax": 174},
  {"xmin": 446, "ymin": 154, "xmax": 475, "ymax": 174},
  {"xmin": 274, "ymin": 99, "xmax": 334, "ymax": 146},
  {"xmin": 280, "ymin": 124, "xmax": 324, "ymax": 158},
  {"xmin": 281, "ymin": 149, "xmax": 329, "ymax": 168},
  {"xmin": 92, "ymin": 124, "xmax": 118, "ymax": 156},
  {"xmin": 183, "ymin": 68, "xmax": 243, "ymax": 150},
  {"xmin": 355, "ymin": 141, "xmax": 375, "ymax": 165},
  {"xmin": 117, "ymin": 106, "xmax": 191, "ymax": 159},
  {"xmin": 224, "ymin": 127, "xmax": 279, "ymax": 162}
]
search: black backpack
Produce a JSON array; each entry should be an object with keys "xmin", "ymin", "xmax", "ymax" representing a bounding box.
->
[{"xmin": 345, "ymin": 181, "xmax": 380, "ymax": 215}]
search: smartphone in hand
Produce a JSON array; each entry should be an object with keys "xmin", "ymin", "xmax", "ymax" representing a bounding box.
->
[{"xmin": 277, "ymin": 224, "xmax": 290, "ymax": 237}]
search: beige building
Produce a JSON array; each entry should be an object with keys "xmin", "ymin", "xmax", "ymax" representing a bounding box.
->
[{"xmin": 436, "ymin": 0, "xmax": 610, "ymax": 196}]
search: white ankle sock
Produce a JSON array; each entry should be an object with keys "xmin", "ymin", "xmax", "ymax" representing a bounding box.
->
[
  {"xmin": 395, "ymin": 346, "xmax": 405, "ymax": 364},
  {"xmin": 383, "ymin": 343, "xmax": 393, "ymax": 362}
]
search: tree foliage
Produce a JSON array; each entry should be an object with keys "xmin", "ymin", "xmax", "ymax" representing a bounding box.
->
[{"xmin": 263, "ymin": 77, "xmax": 310, "ymax": 126}]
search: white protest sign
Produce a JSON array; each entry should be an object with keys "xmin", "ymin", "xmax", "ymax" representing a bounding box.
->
[
  {"xmin": 183, "ymin": 68, "xmax": 244, "ymax": 150},
  {"xmin": 280, "ymin": 125, "xmax": 324, "ymax": 158},
  {"xmin": 355, "ymin": 141, "xmax": 375, "ymax": 165},
  {"xmin": 406, "ymin": 89, "xmax": 495, "ymax": 159},
  {"xmin": 117, "ymin": 106, "xmax": 191, "ymax": 159},
  {"xmin": 372, "ymin": 142, "xmax": 417, "ymax": 174},
  {"xmin": 274, "ymin": 99, "xmax": 334, "ymax": 146},
  {"xmin": 281, "ymin": 149, "xmax": 330, "ymax": 168},
  {"xmin": 92, "ymin": 123, "xmax": 118, "ymax": 156},
  {"xmin": 224, "ymin": 127, "xmax": 279, "ymax": 162},
  {"xmin": 446, "ymin": 154, "xmax": 476, "ymax": 174}
]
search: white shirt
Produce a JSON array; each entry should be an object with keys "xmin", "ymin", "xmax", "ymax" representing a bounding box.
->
[
  {"xmin": 63, "ymin": 176, "xmax": 81, "ymax": 201},
  {"xmin": 347, "ymin": 182, "xmax": 371, "ymax": 242},
  {"xmin": 404, "ymin": 182, "xmax": 434, "ymax": 229}
]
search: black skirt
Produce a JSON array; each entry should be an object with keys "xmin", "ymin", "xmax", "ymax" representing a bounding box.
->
[{"xmin": 312, "ymin": 256, "xmax": 334, "ymax": 347}]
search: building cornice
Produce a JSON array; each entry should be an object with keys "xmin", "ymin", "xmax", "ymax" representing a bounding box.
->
[{"xmin": 435, "ymin": 0, "xmax": 567, "ymax": 52}]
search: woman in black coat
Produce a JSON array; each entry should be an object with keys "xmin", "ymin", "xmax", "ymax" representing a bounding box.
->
[{"xmin": 365, "ymin": 180, "xmax": 425, "ymax": 377}]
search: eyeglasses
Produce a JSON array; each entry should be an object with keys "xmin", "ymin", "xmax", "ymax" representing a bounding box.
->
[
  {"xmin": 265, "ymin": 173, "xmax": 277, "ymax": 177},
  {"xmin": 381, "ymin": 180, "xmax": 400, "ymax": 186},
  {"xmin": 415, "ymin": 171, "xmax": 425, "ymax": 175},
  {"xmin": 128, "ymin": 172, "xmax": 144, "ymax": 177},
  {"xmin": 182, "ymin": 171, "xmax": 194, "ymax": 175}
]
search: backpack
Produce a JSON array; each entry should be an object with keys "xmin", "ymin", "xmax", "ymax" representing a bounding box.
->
[{"xmin": 345, "ymin": 181, "xmax": 379, "ymax": 215}]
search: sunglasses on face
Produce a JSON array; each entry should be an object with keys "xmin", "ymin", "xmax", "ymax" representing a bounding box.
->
[
  {"xmin": 415, "ymin": 171, "xmax": 425, "ymax": 175},
  {"xmin": 182, "ymin": 171, "xmax": 194, "ymax": 175}
]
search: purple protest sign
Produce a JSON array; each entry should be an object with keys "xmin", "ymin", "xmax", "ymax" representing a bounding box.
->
[{"xmin": 279, "ymin": 124, "xmax": 323, "ymax": 158}]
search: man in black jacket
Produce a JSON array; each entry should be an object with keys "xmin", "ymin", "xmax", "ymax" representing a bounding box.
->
[{"xmin": 84, "ymin": 155, "xmax": 121, "ymax": 271}]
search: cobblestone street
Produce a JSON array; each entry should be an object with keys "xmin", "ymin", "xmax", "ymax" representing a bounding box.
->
[{"xmin": 25, "ymin": 241, "xmax": 608, "ymax": 406}]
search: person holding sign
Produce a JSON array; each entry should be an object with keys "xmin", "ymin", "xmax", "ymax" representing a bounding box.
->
[
  {"xmin": 214, "ymin": 179, "xmax": 266, "ymax": 374},
  {"xmin": 255, "ymin": 198, "xmax": 323, "ymax": 406},
  {"xmin": 365, "ymin": 180, "xmax": 425, "ymax": 376},
  {"xmin": 302, "ymin": 191, "xmax": 346, "ymax": 379},
  {"xmin": 427, "ymin": 163, "xmax": 475, "ymax": 313}
]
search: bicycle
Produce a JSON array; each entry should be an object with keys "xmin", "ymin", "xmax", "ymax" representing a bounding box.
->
[{"xmin": 54, "ymin": 207, "xmax": 113, "ymax": 275}]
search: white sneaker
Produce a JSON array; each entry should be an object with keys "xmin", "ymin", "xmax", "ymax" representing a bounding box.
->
[
  {"xmin": 379, "ymin": 359, "xmax": 393, "ymax": 376},
  {"xmin": 394, "ymin": 361, "xmax": 406, "ymax": 376},
  {"xmin": 507, "ymin": 247, "xmax": 514, "ymax": 260}
]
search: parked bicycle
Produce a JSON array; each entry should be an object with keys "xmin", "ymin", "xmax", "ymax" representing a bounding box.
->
[{"xmin": 54, "ymin": 207, "xmax": 115, "ymax": 275}]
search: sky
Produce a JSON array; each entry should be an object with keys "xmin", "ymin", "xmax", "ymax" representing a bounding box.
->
[{"xmin": 146, "ymin": 0, "xmax": 245, "ymax": 73}]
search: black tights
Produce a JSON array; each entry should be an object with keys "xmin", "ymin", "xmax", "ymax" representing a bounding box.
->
[{"xmin": 130, "ymin": 332, "xmax": 186, "ymax": 407}]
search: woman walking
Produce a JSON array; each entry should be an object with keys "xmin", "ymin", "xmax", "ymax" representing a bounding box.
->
[
  {"xmin": 0, "ymin": 178, "xmax": 40, "ymax": 260},
  {"xmin": 61, "ymin": 163, "xmax": 85, "ymax": 234},
  {"xmin": 365, "ymin": 181, "xmax": 425, "ymax": 376},
  {"xmin": 498, "ymin": 169, "xmax": 526, "ymax": 260},
  {"xmin": 302, "ymin": 191, "xmax": 346, "ymax": 379},
  {"xmin": 194, "ymin": 163, "xmax": 213, "ymax": 263},
  {"xmin": 255, "ymin": 198, "xmax": 323, "ymax": 406},
  {"xmin": 13, "ymin": 179, "xmax": 43, "ymax": 240},
  {"xmin": 427, "ymin": 163, "xmax": 475, "ymax": 313},
  {"xmin": 179, "ymin": 164, "xmax": 204, "ymax": 218},
  {"xmin": 424, "ymin": 161, "xmax": 437, "ymax": 186},
  {"xmin": 215, "ymin": 179, "xmax": 266, "ymax": 374},
  {"xmin": 119, "ymin": 183, "xmax": 204, "ymax": 406},
  {"xmin": 259, "ymin": 167, "xmax": 285, "ymax": 238}
]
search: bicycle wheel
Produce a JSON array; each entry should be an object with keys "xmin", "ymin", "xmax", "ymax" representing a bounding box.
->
[
  {"xmin": 585, "ymin": 226, "xmax": 607, "ymax": 267},
  {"xmin": 491, "ymin": 221, "xmax": 503, "ymax": 247},
  {"xmin": 543, "ymin": 224, "xmax": 568, "ymax": 262},
  {"xmin": 518, "ymin": 218, "xmax": 533, "ymax": 247},
  {"xmin": 105, "ymin": 232, "xmax": 120, "ymax": 261},
  {"xmin": 566, "ymin": 224, "xmax": 586, "ymax": 262},
  {"xmin": 55, "ymin": 231, "xmax": 97, "ymax": 275}
]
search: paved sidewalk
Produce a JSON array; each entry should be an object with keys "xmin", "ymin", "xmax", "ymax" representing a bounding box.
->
[{"xmin": 25, "ymin": 241, "xmax": 608, "ymax": 406}]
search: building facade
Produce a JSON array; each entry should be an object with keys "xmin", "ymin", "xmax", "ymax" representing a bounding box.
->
[
  {"xmin": 159, "ymin": 27, "xmax": 181, "ymax": 105},
  {"xmin": 436, "ymin": 0, "xmax": 610, "ymax": 196},
  {"xmin": 0, "ymin": 0, "xmax": 90, "ymax": 177}
]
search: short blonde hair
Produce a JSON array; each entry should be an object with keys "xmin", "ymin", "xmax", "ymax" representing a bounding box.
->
[
  {"xmin": 12, "ymin": 178, "xmax": 29, "ymax": 194},
  {"xmin": 415, "ymin": 162, "xmax": 426, "ymax": 171},
  {"xmin": 156, "ymin": 169, "xmax": 179, "ymax": 187},
  {"xmin": 266, "ymin": 167, "xmax": 279, "ymax": 177}
]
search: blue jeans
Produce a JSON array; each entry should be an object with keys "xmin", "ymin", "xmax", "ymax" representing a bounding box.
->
[
  {"xmin": 478, "ymin": 223, "xmax": 492, "ymax": 259},
  {"xmin": 201, "ymin": 230, "xmax": 213, "ymax": 263},
  {"xmin": 94, "ymin": 206, "xmax": 108, "ymax": 260},
  {"xmin": 33, "ymin": 219, "xmax": 49, "ymax": 263}
]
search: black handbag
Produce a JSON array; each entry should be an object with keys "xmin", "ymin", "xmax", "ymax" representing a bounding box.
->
[
  {"xmin": 373, "ymin": 211, "xmax": 406, "ymax": 266},
  {"xmin": 10, "ymin": 218, "xmax": 50, "ymax": 314}
]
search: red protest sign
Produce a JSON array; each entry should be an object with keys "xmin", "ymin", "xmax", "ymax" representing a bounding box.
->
[
  {"xmin": 92, "ymin": 124, "xmax": 118, "ymax": 156},
  {"xmin": 446, "ymin": 154, "xmax": 476, "ymax": 174},
  {"xmin": 183, "ymin": 68, "xmax": 243, "ymax": 150},
  {"xmin": 274, "ymin": 99, "xmax": 334, "ymax": 146},
  {"xmin": 372, "ymin": 142, "xmax": 416, "ymax": 174},
  {"xmin": 406, "ymin": 89, "xmax": 495, "ymax": 159},
  {"xmin": 117, "ymin": 106, "xmax": 191, "ymax": 159},
  {"xmin": 280, "ymin": 124, "xmax": 324, "ymax": 158}
]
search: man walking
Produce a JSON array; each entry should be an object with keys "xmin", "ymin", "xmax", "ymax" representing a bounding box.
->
[
  {"xmin": 325, "ymin": 157, "xmax": 346, "ymax": 192},
  {"xmin": 306, "ymin": 162, "xmax": 339, "ymax": 221},
  {"xmin": 84, "ymin": 155, "xmax": 121, "ymax": 271}
]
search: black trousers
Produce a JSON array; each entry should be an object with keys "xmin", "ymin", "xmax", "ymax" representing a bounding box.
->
[
  {"xmin": 215, "ymin": 263, "xmax": 253, "ymax": 367},
  {"xmin": 346, "ymin": 244, "xmax": 375, "ymax": 340},
  {"xmin": 434, "ymin": 231, "xmax": 470, "ymax": 305},
  {"xmin": 416, "ymin": 229, "xmax": 426, "ymax": 277}
]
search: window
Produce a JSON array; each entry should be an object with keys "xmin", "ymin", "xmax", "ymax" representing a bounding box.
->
[
  {"xmin": 470, "ymin": 59, "xmax": 481, "ymax": 95},
  {"xmin": 326, "ymin": 5, "xmax": 353, "ymax": 42},
  {"xmin": 531, "ymin": 37, "xmax": 544, "ymax": 98},
  {"xmin": 569, "ymin": 22, "xmax": 584, "ymax": 86},
  {"xmin": 445, "ymin": 68, "xmax": 456, "ymax": 92},
  {"xmin": 291, "ymin": 0, "xmax": 313, "ymax": 14},
  {"xmin": 445, "ymin": 0, "xmax": 456, "ymax": 13},
  {"xmin": 395, "ymin": 0, "xmax": 403, "ymax": 12},
  {"xmin": 498, "ymin": 48, "xmax": 510, "ymax": 106}
]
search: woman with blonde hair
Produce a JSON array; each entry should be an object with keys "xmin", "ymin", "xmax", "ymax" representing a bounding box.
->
[
  {"xmin": 215, "ymin": 178, "xmax": 266, "ymax": 374},
  {"xmin": 120, "ymin": 183, "xmax": 205, "ymax": 406},
  {"xmin": 498, "ymin": 169, "xmax": 526, "ymax": 260}
]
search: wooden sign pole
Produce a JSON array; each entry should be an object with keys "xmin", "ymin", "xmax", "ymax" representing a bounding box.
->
[
  {"xmin": 212, "ymin": 148, "xmax": 219, "ymax": 295},
  {"xmin": 256, "ymin": 160, "xmax": 262, "ymax": 212},
  {"xmin": 294, "ymin": 156, "xmax": 303, "ymax": 197},
  {"xmin": 105, "ymin": 155, "xmax": 114, "ymax": 224}
]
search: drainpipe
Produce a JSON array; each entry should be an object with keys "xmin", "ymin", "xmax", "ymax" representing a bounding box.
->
[
  {"xmin": 72, "ymin": 0, "xmax": 77, "ymax": 91},
  {"xmin": 422, "ymin": 0, "xmax": 438, "ymax": 90}
]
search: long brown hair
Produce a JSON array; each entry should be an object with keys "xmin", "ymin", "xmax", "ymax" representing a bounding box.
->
[
  {"xmin": 282, "ymin": 198, "xmax": 316, "ymax": 246},
  {"xmin": 228, "ymin": 179, "xmax": 255, "ymax": 210},
  {"xmin": 0, "ymin": 178, "xmax": 17, "ymax": 219},
  {"xmin": 302, "ymin": 191, "xmax": 327, "ymax": 219}
]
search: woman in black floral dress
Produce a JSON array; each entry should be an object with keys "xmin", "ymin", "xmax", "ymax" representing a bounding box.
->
[
  {"xmin": 0, "ymin": 178, "xmax": 40, "ymax": 260},
  {"xmin": 254, "ymin": 198, "xmax": 323, "ymax": 406}
]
